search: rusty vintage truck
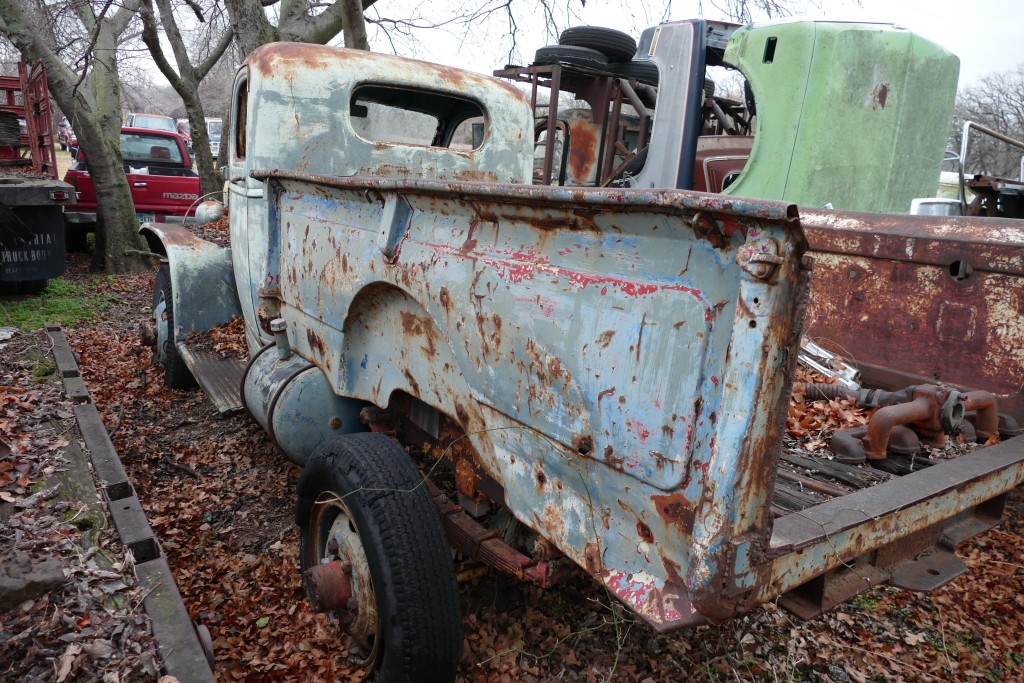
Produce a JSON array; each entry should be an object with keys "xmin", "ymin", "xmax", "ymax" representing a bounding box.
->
[{"xmin": 139, "ymin": 18, "xmax": 1024, "ymax": 681}]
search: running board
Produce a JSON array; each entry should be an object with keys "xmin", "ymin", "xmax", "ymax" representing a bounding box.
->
[{"xmin": 177, "ymin": 341, "xmax": 246, "ymax": 413}]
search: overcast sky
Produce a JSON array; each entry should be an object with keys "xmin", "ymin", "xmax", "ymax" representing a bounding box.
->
[
  {"xmin": 366, "ymin": 0, "xmax": 1023, "ymax": 90},
  {"xmin": 807, "ymin": 0, "xmax": 1023, "ymax": 86}
]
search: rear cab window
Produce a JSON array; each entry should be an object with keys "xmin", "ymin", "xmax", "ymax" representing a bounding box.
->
[
  {"xmin": 349, "ymin": 84, "xmax": 485, "ymax": 149},
  {"xmin": 122, "ymin": 132, "xmax": 185, "ymax": 165}
]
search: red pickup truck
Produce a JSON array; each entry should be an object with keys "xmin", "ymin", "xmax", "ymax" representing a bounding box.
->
[{"xmin": 63, "ymin": 127, "xmax": 201, "ymax": 240}]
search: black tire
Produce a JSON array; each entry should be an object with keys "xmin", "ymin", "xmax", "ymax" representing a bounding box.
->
[
  {"xmin": 296, "ymin": 433, "xmax": 461, "ymax": 683},
  {"xmin": 533, "ymin": 45, "xmax": 609, "ymax": 72},
  {"xmin": 153, "ymin": 265, "xmax": 196, "ymax": 389},
  {"xmin": 559, "ymin": 26, "xmax": 637, "ymax": 62},
  {"xmin": 609, "ymin": 59, "xmax": 659, "ymax": 85}
]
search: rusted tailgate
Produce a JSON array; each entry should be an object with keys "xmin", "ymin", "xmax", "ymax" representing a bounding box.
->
[
  {"xmin": 254, "ymin": 169, "xmax": 809, "ymax": 630},
  {"xmin": 801, "ymin": 210, "xmax": 1024, "ymax": 423}
]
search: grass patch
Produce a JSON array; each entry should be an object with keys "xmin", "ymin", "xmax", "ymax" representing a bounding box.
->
[
  {"xmin": 851, "ymin": 587, "xmax": 882, "ymax": 610},
  {"xmin": 0, "ymin": 277, "xmax": 114, "ymax": 332}
]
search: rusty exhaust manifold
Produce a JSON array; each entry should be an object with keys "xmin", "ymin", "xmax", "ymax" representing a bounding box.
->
[{"xmin": 795, "ymin": 383, "xmax": 1002, "ymax": 465}]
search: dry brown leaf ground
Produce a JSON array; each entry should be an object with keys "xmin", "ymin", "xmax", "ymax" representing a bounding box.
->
[{"xmin": 4, "ymin": 252, "xmax": 1023, "ymax": 682}]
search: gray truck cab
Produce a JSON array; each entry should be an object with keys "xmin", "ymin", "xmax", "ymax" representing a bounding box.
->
[{"xmin": 225, "ymin": 44, "xmax": 534, "ymax": 352}]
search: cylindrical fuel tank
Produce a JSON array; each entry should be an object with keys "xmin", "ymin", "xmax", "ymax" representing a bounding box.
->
[{"xmin": 242, "ymin": 344, "xmax": 369, "ymax": 465}]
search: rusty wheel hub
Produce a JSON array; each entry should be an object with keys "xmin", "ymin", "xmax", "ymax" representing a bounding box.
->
[{"xmin": 305, "ymin": 492, "xmax": 380, "ymax": 663}]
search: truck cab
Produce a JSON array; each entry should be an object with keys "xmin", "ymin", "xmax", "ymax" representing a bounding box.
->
[{"xmin": 223, "ymin": 44, "xmax": 532, "ymax": 352}]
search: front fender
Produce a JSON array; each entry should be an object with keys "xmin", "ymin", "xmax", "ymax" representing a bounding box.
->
[{"xmin": 140, "ymin": 223, "xmax": 241, "ymax": 341}]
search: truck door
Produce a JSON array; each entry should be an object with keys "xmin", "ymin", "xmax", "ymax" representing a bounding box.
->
[{"xmin": 227, "ymin": 69, "xmax": 269, "ymax": 353}]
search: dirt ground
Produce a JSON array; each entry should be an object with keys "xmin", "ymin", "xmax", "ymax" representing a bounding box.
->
[{"xmin": 2, "ymin": 252, "xmax": 1023, "ymax": 682}]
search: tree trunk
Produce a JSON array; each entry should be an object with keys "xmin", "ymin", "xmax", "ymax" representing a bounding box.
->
[
  {"xmin": 186, "ymin": 108, "xmax": 222, "ymax": 198},
  {"xmin": 78, "ymin": 125, "xmax": 142, "ymax": 272},
  {"xmin": 87, "ymin": 26, "xmax": 147, "ymax": 272},
  {"xmin": 225, "ymin": 0, "xmax": 278, "ymax": 57},
  {"xmin": 341, "ymin": 0, "xmax": 368, "ymax": 50}
]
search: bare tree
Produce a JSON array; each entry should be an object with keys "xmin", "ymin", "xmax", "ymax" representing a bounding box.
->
[
  {"xmin": 0, "ymin": 0, "xmax": 148, "ymax": 273},
  {"xmin": 138, "ymin": 0, "xmax": 232, "ymax": 196},
  {"xmin": 224, "ymin": 0, "xmax": 374, "ymax": 58},
  {"xmin": 952, "ymin": 63, "xmax": 1024, "ymax": 178}
]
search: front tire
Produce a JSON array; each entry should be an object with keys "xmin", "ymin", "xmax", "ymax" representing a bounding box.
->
[{"xmin": 296, "ymin": 433, "xmax": 462, "ymax": 683}]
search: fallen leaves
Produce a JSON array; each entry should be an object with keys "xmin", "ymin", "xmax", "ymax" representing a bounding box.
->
[
  {"xmin": 787, "ymin": 366, "xmax": 870, "ymax": 449},
  {"xmin": 0, "ymin": 321, "xmax": 160, "ymax": 682},
  {"xmin": 185, "ymin": 315, "xmax": 248, "ymax": 360},
  {"xmin": 903, "ymin": 632, "xmax": 927, "ymax": 646}
]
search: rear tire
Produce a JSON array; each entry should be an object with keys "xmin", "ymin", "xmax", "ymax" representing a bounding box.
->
[
  {"xmin": 153, "ymin": 265, "xmax": 196, "ymax": 389},
  {"xmin": 296, "ymin": 433, "xmax": 462, "ymax": 683}
]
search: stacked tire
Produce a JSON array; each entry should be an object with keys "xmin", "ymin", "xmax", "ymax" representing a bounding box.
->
[{"xmin": 532, "ymin": 26, "xmax": 658, "ymax": 85}]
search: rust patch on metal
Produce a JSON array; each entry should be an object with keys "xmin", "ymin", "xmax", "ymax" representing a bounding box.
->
[
  {"xmin": 439, "ymin": 285, "xmax": 450, "ymax": 310},
  {"xmin": 454, "ymin": 457, "xmax": 477, "ymax": 499},
  {"xmin": 535, "ymin": 468, "xmax": 547, "ymax": 487},
  {"xmin": 305, "ymin": 328, "xmax": 326, "ymax": 357},
  {"xmin": 584, "ymin": 542, "xmax": 603, "ymax": 574},
  {"xmin": 637, "ymin": 521, "xmax": 654, "ymax": 544},
  {"xmin": 603, "ymin": 444, "xmax": 625, "ymax": 469},
  {"xmin": 402, "ymin": 368, "xmax": 420, "ymax": 396},
  {"xmin": 690, "ymin": 211, "xmax": 730, "ymax": 249},
  {"xmin": 399, "ymin": 310, "xmax": 425, "ymax": 336},
  {"xmin": 437, "ymin": 419, "xmax": 489, "ymax": 502},
  {"xmin": 650, "ymin": 451, "xmax": 671, "ymax": 471},
  {"xmin": 248, "ymin": 42, "xmax": 339, "ymax": 78},
  {"xmin": 396, "ymin": 309, "xmax": 439, "ymax": 359},
  {"xmin": 872, "ymin": 82, "xmax": 889, "ymax": 110},
  {"xmin": 801, "ymin": 211, "xmax": 1024, "ymax": 423},
  {"xmin": 568, "ymin": 117, "xmax": 599, "ymax": 182},
  {"xmin": 506, "ymin": 209, "xmax": 601, "ymax": 234},
  {"xmin": 573, "ymin": 435, "xmax": 593, "ymax": 455},
  {"xmin": 651, "ymin": 493, "xmax": 696, "ymax": 536},
  {"xmin": 541, "ymin": 503, "xmax": 567, "ymax": 545}
]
